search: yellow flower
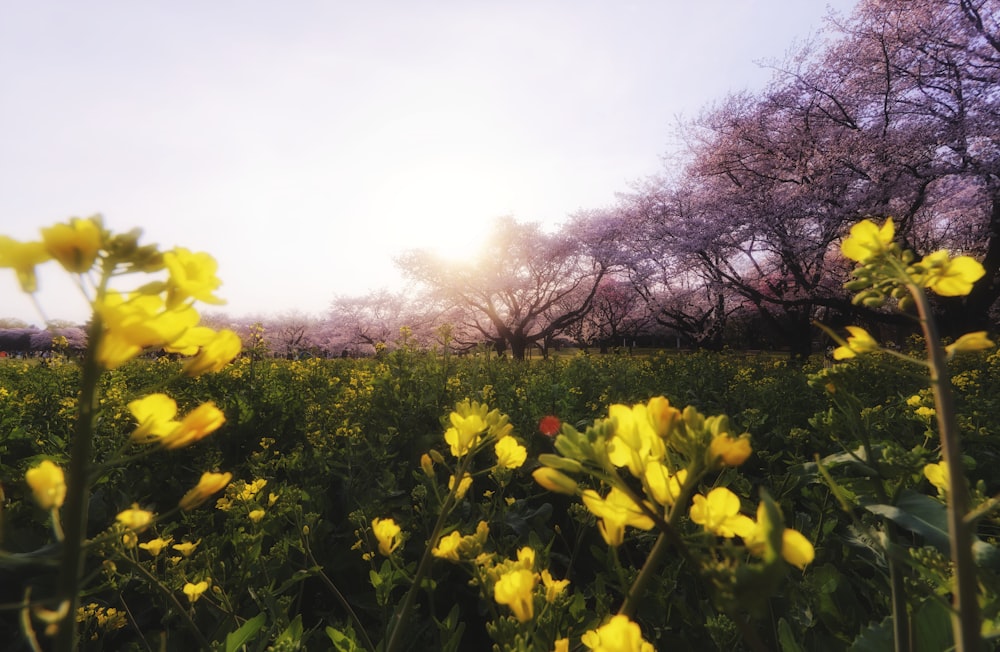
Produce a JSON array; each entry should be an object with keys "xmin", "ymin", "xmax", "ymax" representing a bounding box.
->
[
  {"xmin": 841, "ymin": 218, "xmax": 894, "ymax": 262},
  {"xmin": 744, "ymin": 501, "xmax": 815, "ymax": 569},
  {"xmin": 541, "ymin": 569, "xmax": 570, "ymax": 603},
  {"xmin": 0, "ymin": 236, "xmax": 50, "ymax": 292},
  {"xmin": 946, "ymin": 331, "xmax": 994, "ymax": 357},
  {"xmin": 128, "ymin": 393, "xmax": 180, "ymax": 444},
  {"xmin": 122, "ymin": 531, "xmax": 138, "ymax": 549},
  {"xmin": 420, "ymin": 453, "xmax": 435, "ymax": 477},
  {"xmin": 919, "ymin": 250, "xmax": 985, "ymax": 297},
  {"xmin": 643, "ymin": 464, "xmax": 686, "ymax": 508},
  {"xmin": 179, "ymin": 471, "xmax": 233, "ymax": 511},
  {"xmin": 180, "ymin": 328, "xmax": 243, "ymax": 376},
  {"xmin": 607, "ymin": 402, "xmax": 664, "ymax": 477},
  {"xmin": 448, "ymin": 473, "xmax": 473, "ymax": 500},
  {"xmin": 172, "ymin": 540, "xmax": 200, "ymax": 557},
  {"xmin": 40, "ymin": 216, "xmax": 102, "ymax": 273},
  {"xmin": 138, "ymin": 537, "xmax": 173, "ymax": 557},
  {"xmin": 833, "ymin": 326, "xmax": 879, "ymax": 360},
  {"xmin": 581, "ymin": 614, "xmax": 655, "ymax": 652},
  {"xmin": 494, "ymin": 436, "xmax": 527, "ymax": 469},
  {"xmin": 906, "ymin": 394, "xmax": 923, "ymax": 407},
  {"xmin": 163, "ymin": 248, "xmax": 225, "ymax": 308},
  {"xmin": 248, "ymin": 509, "xmax": 265, "ymax": 523},
  {"xmin": 182, "ymin": 580, "xmax": 210, "ymax": 603},
  {"xmin": 689, "ymin": 487, "xmax": 755, "ymax": 538},
  {"xmin": 532, "ymin": 467, "xmax": 580, "ymax": 496},
  {"xmin": 160, "ymin": 402, "xmax": 225, "ymax": 449},
  {"xmin": 95, "ymin": 293, "xmax": 200, "ymax": 369},
  {"xmin": 431, "ymin": 530, "xmax": 463, "ymax": 561},
  {"xmin": 708, "ymin": 433, "xmax": 752, "ymax": 467},
  {"xmin": 516, "ymin": 546, "xmax": 535, "ymax": 571},
  {"xmin": 444, "ymin": 412, "xmax": 486, "ymax": 457},
  {"xmin": 581, "ymin": 487, "xmax": 656, "ymax": 547},
  {"xmin": 116, "ymin": 507, "xmax": 155, "ymax": 532},
  {"xmin": 915, "ymin": 406, "xmax": 936, "ymax": 418},
  {"xmin": 372, "ymin": 517, "xmax": 402, "ymax": 556},
  {"xmin": 553, "ymin": 639, "xmax": 569, "ymax": 652},
  {"xmin": 924, "ymin": 461, "xmax": 949, "ymax": 492},
  {"xmin": 493, "ymin": 568, "xmax": 537, "ymax": 623},
  {"xmin": 25, "ymin": 460, "xmax": 66, "ymax": 510},
  {"xmin": 780, "ymin": 528, "xmax": 816, "ymax": 570}
]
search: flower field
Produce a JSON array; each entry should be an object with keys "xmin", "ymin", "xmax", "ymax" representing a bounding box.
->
[
  {"xmin": 2, "ymin": 343, "xmax": 999, "ymax": 650},
  {"xmin": 1, "ymin": 216, "xmax": 999, "ymax": 651}
]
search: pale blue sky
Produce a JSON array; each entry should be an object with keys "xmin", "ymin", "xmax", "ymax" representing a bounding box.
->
[{"xmin": 0, "ymin": 1, "xmax": 857, "ymax": 326}]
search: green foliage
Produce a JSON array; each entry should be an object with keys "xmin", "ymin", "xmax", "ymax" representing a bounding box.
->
[{"xmin": 2, "ymin": 344, "xmax": 999, "ymax": 649}]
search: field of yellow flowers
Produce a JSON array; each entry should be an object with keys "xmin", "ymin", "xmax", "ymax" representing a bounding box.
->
[{"xmin": 1, "ymin": 217, "xmax": 999, "ymax": 651}]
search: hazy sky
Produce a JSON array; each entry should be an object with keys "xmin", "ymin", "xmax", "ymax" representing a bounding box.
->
[{"xmin": 0, "ymin": 1, "xmax": 857, "ymax": 326}]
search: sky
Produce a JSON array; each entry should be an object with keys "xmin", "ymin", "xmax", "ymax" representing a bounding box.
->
[{"xmin": 0, "ymin": 0, "xmax": 858, "ymax": 327}]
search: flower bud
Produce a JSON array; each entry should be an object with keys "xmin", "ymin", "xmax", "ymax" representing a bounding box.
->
[
  {"xmin": 532, "ymin": 468, "xmax": 580, "ymax": 496},
  {"xmin": 537, "ymin": 453, "xmax": 583, "ymax": 474}
]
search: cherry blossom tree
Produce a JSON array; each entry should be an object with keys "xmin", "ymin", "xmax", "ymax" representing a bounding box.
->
[{"xmin": 397, "ymin": 217, "xmax": 610, "ymax": 360}]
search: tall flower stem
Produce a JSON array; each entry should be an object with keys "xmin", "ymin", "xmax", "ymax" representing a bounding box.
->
[
  {"xmin": 53, "ymin": 311, "xmax": 104, "ymax": 651},
  {"xmin": 909, "ymin": 282, "xmax": 981, "ymax": 652},
  {"xmin": 384, "ymin": 455, "xmax": 474, "ymax": 652},
  {"xmin": 617, "ymin": 472, "xmax": 700, "ymax": 619}
]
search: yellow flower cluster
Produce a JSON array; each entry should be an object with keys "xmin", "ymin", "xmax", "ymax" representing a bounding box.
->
[
  {"xmin": 372, "ymin": 517, "xmax": 403, "ymax": 556},
  {"xmin": 580, "ymin": 614, "xmax": 655, "ymax": 652},
  {"xmin": 690, "ymin": 487, "xmax": 815, "ymax": 570},
  {"xmin": 76, "ymin": 602, "xmax": 127, "ymax": 640},
  {"xmin": 485, "ymin": 545, "xmax": 570, "ymax": 624},
  {"xmin": 25, "ymin": 460, "xmax": 66, "ymax": 510}
]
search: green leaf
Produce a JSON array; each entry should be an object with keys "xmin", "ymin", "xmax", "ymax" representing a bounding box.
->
[
  {"xmin": 847, "ymin": 616, "xmax": 893, "ymax": 652},
  {"xmin": 777, "ymin": 618, "xmax": 804, "ymax": 652},
  {"xmin": 274, "ymin": 615, "xmax": 303, "ymax": 646},
  {"xmin": 863, "ymin": 489, "xmax": 1000, "ymax": 567},
  {"xmin": 224, "ymin": 613, "xmax": 266, "ymax": 652},
  {"xmin": 913, "ymin": 598, "xmax": 952, "ymax": 652},
  {"xmin": 325, "ymin": 626, "xmax": 361, "ymax": 652}
]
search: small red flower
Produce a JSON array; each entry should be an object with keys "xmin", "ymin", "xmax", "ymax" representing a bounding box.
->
[{"xmin": 538, "ymin": 415, "xmax": 561, "ymax": 437}]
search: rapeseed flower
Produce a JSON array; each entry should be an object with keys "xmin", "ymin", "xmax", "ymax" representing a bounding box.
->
[
  {"xmin": 444, "ymin": 411, "xmax": 486, "ymax": 457},
  {"xmin": 128, "ymin": 393, "xmax": 180, "ymax": 444},
  {"xmin": 493, "ymin": 568, "xmax": 537, "ymax": 623},
  {"xmin": 581, "ymin": 614, "xmax": 655, "ymax": 651},
  {"xmin": 183, "ymin": 580, "xmax": 210, "ymax": 603},
  {"xmin": 41, "ymin": 216, "xmax": 102, "ymax": 273},
  {"xmin": 532, "ymin": 467, "xmax": 579, "ymax": 495},
  {"xmin": 918, "ymin": 250, "xmax": 985, "ymax": 297},
  {"xmin": 163, "ymin": 248, "xmax": 225, "ymax": 308},
  {"xmin": 172, "ymin": 540, "xmax": 200, "ymax": 557},
  {"xmin": 833, "ymin": 326, "xmax": 879, "ymax": 360},
  {"xmin": 541, "ymin": 569, "xmax": 569, "ymax": 602},
  {"xmin": 432, "ymin": 531, "xmax": 463, "ymax": 561},
  {"xmin": 925, "ymin": 460, "xmax": 949, "ymax": 493},
  {"xmin": 841, "ymin": 218, "xmax": 894, "ymax": 262},
  {"xmin": 495, "ymin": 436, "xmax": 527, "ymax": 469},
  {"xmin": 160, "ymin": 402, "xmax": 225, "ymax": 449},
  {"xmin": 180, "ymin": 328, "xmax": 242, "ymax": 376},
  {"xmin": 26, "ymin": 460, "xmax": 66, "ymax": 510},
  {"xmin": 138, "ymin": 537, "xmax": 173, "ymax": 557},
  {"xmin": 372, "ymin": 517, "xmax": 402, "ymax": 556},
  {"xmin": 581, "ymin": 487, "xmax": 656, "ymax": 547},
  {"xmin": 0, "ymin": 236, "xmax": 50, "ymax": 292},
  {"xmin": 179, "ymin": 471, "xmax": 233, "ymax": 511},
  {"xmin": 116, "ymin": 506, "xmax": 154, "ymax": 532},
  {"xmin": 689, "ymin": 487, "xmax": 755, "ymax": 538},
  {"xmin": 708, "ymin": 433, "xmax": 752, "ymax": 467}
]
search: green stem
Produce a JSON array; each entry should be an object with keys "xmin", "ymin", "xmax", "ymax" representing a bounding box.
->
[
  {"xmin": 617, "ymin": 468, "xmax": 701, "ymax": 618},
  {"xmin": 301, "ymin": 530, "xmax": 376, "ymax": 652},
  {"xmin": 53, "ymin": 312, "xmax": 104, "ymax": 652},
  {"xmin": 910, "ymin": 282, "xmax": 980, "ymax": 652},
  {"xmin": 384, "ymin": 454, "xmax": 474, "ymax": 652}
]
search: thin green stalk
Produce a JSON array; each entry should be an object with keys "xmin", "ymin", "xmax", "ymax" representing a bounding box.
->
[
  {"xmin": 384, "ymin": 454, "xmax": 474, "ymax": 652},
  {"xmin": 910, "ymin": 282, "xmax": 981, "ymax": 652},
  {"xmin": 617, "ymin": 468, "xmax": 701, "ymax": 618},
  {"xmin": 52, "ymin": 311, "xmax": 104, "ymax": 652},
  {"xmin": 302, "ymin": 532, "xmax": 376, "ymax": 652}
]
